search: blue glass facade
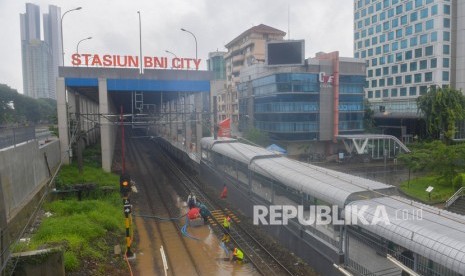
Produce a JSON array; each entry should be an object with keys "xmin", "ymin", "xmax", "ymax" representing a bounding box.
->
[
  {"xmin": 239, "ymin": 72, "xmax": 365, "ymax": 141},
  {"xmin": 339, "ymin": 75, "xmax": 365, "ymax": 131}
]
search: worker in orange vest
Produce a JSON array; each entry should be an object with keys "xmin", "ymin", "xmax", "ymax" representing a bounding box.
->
[{"xmin": 220, "ymin": 185, "xmax": 228, "ymax": 199}]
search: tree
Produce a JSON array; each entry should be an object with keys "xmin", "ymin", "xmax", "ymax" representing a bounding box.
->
[
  {"xmin": 417, "ymin": 86, "xmax": 465, "ymax": 144},
  {"xmin": 244, "ymin": 127, "xmax": 270, "ymax": 147},
  {"xmin": 0, "ymin": 83, "xmax": 57, "ymax": 125},
  {"xmin": 363, "ymin": 99, "xmax": 376, "ymax": 132},
  {"xmin": 399, "ymin": 141, "xmax": 465, "ymax": 187}
]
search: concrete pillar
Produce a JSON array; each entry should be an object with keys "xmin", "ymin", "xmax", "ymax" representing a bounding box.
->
[
  {"xmin": 195, "ymin": 93, "xmax": 203, "ymax": 152},
  {"xmin": 186, "ymin": 94, "xmax": 192, "ymax": 151},
  {"xmin": 99, "ymin": 78, "xmax": 112, "ymax": 172},
  {"xmin": 56, "ymin": 78, "xmax": 70, "ymax": 164}
]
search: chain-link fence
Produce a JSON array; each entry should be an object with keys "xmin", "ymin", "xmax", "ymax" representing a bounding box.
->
[{"xmin": 0, "ymin": 127, "xmax": 36, "ymax": 148}]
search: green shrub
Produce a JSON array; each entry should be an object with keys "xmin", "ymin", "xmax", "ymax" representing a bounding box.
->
[
  {"xmin": 453, "ymin": 174, "xmax": 464, "ymax": 192},
  {"xmin": 64, "ymin": 251, "xmax": 79, "ymax": 271}
]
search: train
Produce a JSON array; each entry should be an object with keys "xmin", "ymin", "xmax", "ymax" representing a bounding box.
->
[{"xmin": 199, "ymin": 136, "xmax": 465, "ymax": 276}]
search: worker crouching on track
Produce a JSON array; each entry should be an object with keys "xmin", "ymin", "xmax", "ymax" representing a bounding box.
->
[
  {"xmin": 230, "ymin": 247, "xmax": 244, "ymax": 263},
  {"xmin": 221, "ymin": 215, "xmax": 231, "ymax": 243},
  {"xmin": 197, "ymin": 202, "xmax": 210, "ymax": 224},
  {"xmin": 187, "ymin": 207, "xmax": 200, "ymax": 220}
]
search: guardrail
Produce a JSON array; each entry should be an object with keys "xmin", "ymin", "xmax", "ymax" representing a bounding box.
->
[
  {"xmin": 0, "ymin": 127, "xmax": 35, "ymax": 148},
  {"xmin": 445, "ymin": 187, "xmax": 465, "ymax": 208}
]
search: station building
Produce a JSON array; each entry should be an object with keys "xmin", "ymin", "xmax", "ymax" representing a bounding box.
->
[{"xmin": 237, "ymin": 51, "xmax": 366, "ymax": 157}]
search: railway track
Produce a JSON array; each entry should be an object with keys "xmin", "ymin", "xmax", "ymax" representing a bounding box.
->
[
  {"xmin": 126, "ymin": 137, "xmax": 200, "ymax": 275},
  {"xmin": 151, "ymin": 138, "xmax": 295, "ymax": 276}
]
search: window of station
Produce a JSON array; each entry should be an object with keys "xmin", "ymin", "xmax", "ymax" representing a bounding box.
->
[
  {"xmin": 387, "ymin": 31, "xmax": 394, "ymax": 41},
  {"xmin": 375, "ymin": 90, "xmax": 381, "ymax": 98},
  {"xmin": 443, "ymin": 58, "xmax": 449, "ymax": 68},
  {"xmin": 443, "ymin": 71, "xmax": 449, "ymax": 81},
  {"xmin": 388, "ymin": 8, "xmax": 394, "ymax": 17},
  {"xmin": 401, "ymin": 15, "xmax": 407, "ymax": 25},
  {"xmin": 387, "ymin": 77, "xmax": 393, "ymax": 85},
  {"xmin": 409, "ymin": 87, "xmax": 417, "ymax": 96},
  {"xmin": 391, "ymin": 88, "xmax": 398, "ymax": 97},
  {"xmin": 425, "ymin": 19, "xmax": 434, "ymax": 31},
  {"xmin": 444, "ymin": 4, "xmax": 450, "ymax": 15},
  {"xmin": 420, "ymin": 60, "xmax": 427, "ymax": 70},
  {"xmin": 425, "ymin": 46, "xmax": 433, "ymax": 56},
  {"xmin": 410, "ymin": 61, "xmax": 417, "ymax": 71},
  {"xmin": 420, "ymin": 86, "xmax": 428, "ymax": 95},
  {"xmin": 420, "ymin": 34, "xmax": 428, "ymax": 45},
  {"xmin": 414, "ymin": 73, "xmax": 422, "ymax": 83},
  {"xmin": 443, "ymin": 18, "xmax": 450, "ymax": 28},
  {"xmin": 395, "ymin": 76, "xmax": 402, "ymax": 85},
  {"xmin": 431, "ymin": 4, "xmax": 438, "ymax": 15},
  {"xmin": 400, "ymin": 87, "xmax": 407, "ymax": 96},
  {"xmin": 410, "ymin": 37, "xmax": 417, "ymax": 46},
  {"xmin": 420, "ymin": 8, "xmax": 428, "ymax": 18},
  {"xmin": 383, "ymin": 67, "xmax": 389, "ymax": 75},
  {"xmin": 392, "ymin": 65, "xmax": 399, "ymax": 74},
  {"xmin": 430, "ymin": 58, "xmax": 437, "ymax": 68},
  {"xmin": 410, "ymin": 11, "xmax": 417, "ymax": 22},
  {"xmin": 444, "ymin": 31, "xmax": 450, "ymax": 42},
  {"xmin": 401, "ymin": 39, "xmax": 408, "ymax": 49},
  {"xmin": 406, "ymin": 1, "xmax": 413, "ymax": 12},
  {"xmin": 405, "ymin": 50, "xmax": 413, "ymax": 60},
  {"xmin": 375, "ymin": 68, "xmax": 381, "ymax": 76},
  {"xmin": 443, "ymin": 44, "xmax": 450, "ymax": 54},
  {"xmin": 383, "ymin": 89, "xmax": 389, "ymax": 98},
  {"xmin": 405, "ymin": 75, "xmax": 412, "ymax": 84},
  {"xmin": 405, "ymin": 26, "xmax": 413, "ymax": 36}
]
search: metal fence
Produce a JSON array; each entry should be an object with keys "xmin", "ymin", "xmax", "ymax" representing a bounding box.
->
[{"xmin": 0, "ymin": 127, "xmax": 36, "ymax": 148}]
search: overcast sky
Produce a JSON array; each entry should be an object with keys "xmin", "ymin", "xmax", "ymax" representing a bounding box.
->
[{"xmin": 0, "ymin": 0, "xmax": 354, "ymax": 94}]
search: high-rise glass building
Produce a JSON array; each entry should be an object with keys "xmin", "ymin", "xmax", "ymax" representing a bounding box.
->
[
  {"xmin": 20, "ymin": 3, "xmax": 61, "ymax": 99},
  {"xmin": 207, "ymin": 51, "xmax": 226, "ymax": 80},
  {"xmin": 354, "ymin": 0, "xmax": 461, "ymax": 117},
  {"xmin": 238, "ymin": 51, "xmax": 366, "ymax": 155}
]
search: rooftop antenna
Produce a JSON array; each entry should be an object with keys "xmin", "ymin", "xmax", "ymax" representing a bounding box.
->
[{"xmin": 288, "ymin": 4, "xmax": 291, "ymax": 40}]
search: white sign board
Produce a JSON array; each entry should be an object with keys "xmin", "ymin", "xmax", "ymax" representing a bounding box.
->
[{"xmin": 426, "ymin": 186, "xmax": 434, "ymax": 193}]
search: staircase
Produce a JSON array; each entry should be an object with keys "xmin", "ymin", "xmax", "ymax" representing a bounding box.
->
[{"xmin": 447, "ymin": 196, "xmax": 465, "ymax": 215}]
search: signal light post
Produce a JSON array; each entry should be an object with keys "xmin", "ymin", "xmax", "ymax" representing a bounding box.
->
[{"xmin": 120, "ymin": 174, "xmax": 134, "ymax": 258}]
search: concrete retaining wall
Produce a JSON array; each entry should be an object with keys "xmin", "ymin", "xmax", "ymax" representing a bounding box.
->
[{"xmin": 0, "ymin": 140, "xmax": 60, "ymax": 222}]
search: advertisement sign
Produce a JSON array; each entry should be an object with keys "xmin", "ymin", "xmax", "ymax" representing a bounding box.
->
[{"xmin": 71, "ymin": 53, "xmax": 201, "ymax": 70}]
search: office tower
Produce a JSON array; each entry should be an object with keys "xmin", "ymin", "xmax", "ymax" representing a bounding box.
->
[
  {"xmin": 207, "ymin": 51, "xmax": 226, "ymax": 80},
  {"xmin": 20, "ymin": 3, "xmax": 61, "ymax": 99},
  {"xmin": 353, "ymin": 1, "xmax": 458, "ymax": 112}
]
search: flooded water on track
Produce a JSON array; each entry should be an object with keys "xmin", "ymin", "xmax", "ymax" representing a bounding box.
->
[{"xmin": 134, "ymin": 189, "xmax": 260, "ymax": 275}]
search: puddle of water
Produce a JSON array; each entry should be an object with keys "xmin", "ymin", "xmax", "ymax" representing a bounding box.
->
[{"xmin": 174, "ymin": 196, "xmax": 260, "ymax": 276}]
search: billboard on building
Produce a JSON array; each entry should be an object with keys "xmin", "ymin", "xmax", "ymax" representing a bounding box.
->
[
  {"xmin": 218, "ymin": 118, "xmax": 231, "ymax": 137},
  {"xmin": 266, "ymin": 40, "xmax": 305, "ymax": 66}
]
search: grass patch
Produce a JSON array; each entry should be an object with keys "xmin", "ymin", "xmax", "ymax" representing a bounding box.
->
[
  {"xmin": 400, "ymin": 175, "xmax": 455, "ymax": 203},
  {"xmin": 54, "ymin": 164, "xmax": 119, "ymax": 189},
  {"xmin": 18, "ymin": 145, "xmax": 127, "ymax": 274},
  {"xmin": 27, "ymin": 194, "xmax": 124, "ymax": 271}
]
